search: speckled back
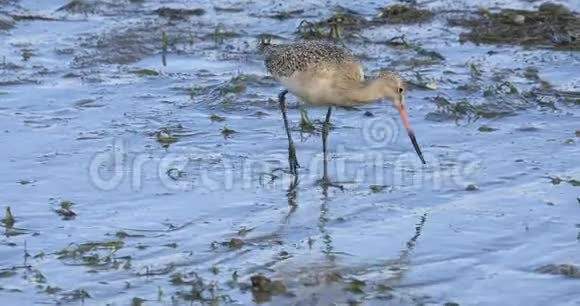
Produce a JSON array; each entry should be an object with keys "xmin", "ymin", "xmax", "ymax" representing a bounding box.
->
[{"xmin": 260, "ymin": 41, "xmax": 357, "ymax": 78}]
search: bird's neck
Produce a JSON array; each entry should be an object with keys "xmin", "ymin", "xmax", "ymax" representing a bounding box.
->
[{"xmin": 347, "ymin": 78, "xmax": 388, "ymax": 104}]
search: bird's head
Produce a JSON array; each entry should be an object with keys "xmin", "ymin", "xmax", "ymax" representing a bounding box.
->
[
  {"xmin": 377, "ymin": 71, "xmax": 426, "ymax": 164},
  {"xmin": 377, "ymin": 71, "xmax": 406, "ymax": 107}
]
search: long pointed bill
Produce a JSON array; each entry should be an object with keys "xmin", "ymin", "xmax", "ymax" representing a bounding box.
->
[{"xmin": 397, "ymin": 104, "xmax": 426, "ymax": 164}]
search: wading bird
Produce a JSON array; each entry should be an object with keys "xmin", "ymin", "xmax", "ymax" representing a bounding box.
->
[{"xmin": 259, "ymin": 40, "xmax": 425, "ymax": 186}]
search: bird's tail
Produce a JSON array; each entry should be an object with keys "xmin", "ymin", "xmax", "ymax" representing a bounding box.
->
[{"xmin": 256, "ymin": 37, "xmax": 273, "ymax": 53}]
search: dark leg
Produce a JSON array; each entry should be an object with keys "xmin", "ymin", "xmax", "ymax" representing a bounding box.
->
[
  {"xmin": 322, "ymin": 106, "xmax": 332, "ymax": 176},
  {"xmin": 320, "ymin": 106, "xmax": 343, "ymax": 193},
  {"xmin": 278, "ymin": 90, "xmax": 299, "ymax": 175}
]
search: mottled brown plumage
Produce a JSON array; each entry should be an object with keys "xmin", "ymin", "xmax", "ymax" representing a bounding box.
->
[
  {"xmin": 260, "ymin": 40, "xmax": 358, "ymax": 78},
  {"xmin": 259, "ymin": 40, "xmax": 405, "ymax": 107}
]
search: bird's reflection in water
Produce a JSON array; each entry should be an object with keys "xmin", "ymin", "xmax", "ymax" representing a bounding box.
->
[
  {"xmin": 269, "ymin": 212, "xmax": 429, "ymax": 305},
  {"xmin": 282, "ymin": 175, "xmax": 298, "ymax": 224},
  {"xmin": 280, "ymin": 142, "xmax": 338, "ymax": 259},
  {"xmin": 318, "ymin": 193, "xmax": 335, "ymax": 263},
  {"xmin": 384, "ymin": 212, "xmax": 428, "ymax": 287},
  {"xmin": 275, "ymin": 134, "xmax": 429, "ymax": 302}
]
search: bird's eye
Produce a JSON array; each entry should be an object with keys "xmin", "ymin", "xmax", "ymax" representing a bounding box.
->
[{"xmin": 398, "ymin": 87, "xmax": 405, "ymax": 94}]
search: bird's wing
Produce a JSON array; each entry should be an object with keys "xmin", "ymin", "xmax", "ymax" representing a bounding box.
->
[
  {"xmin": 334, "ymin": 61, "xmax": 364, "ymax": 83},
  {"xmin": 263, "ymin": 41, "xmax": 356, "ymax": 79}
]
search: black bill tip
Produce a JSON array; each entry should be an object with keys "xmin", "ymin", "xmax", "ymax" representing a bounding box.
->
[{"xmin": 408, "ymin": 131, "xmax": 426, "ymax": 164}]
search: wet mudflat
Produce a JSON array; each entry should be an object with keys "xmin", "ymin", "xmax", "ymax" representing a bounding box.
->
[{"xmin": 0, "ymin": 0, "xmax": 579, "ymax": 305}]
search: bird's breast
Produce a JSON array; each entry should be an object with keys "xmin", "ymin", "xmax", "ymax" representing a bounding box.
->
[{"xmin": 280, "ymin": 72, "xmax": 348, "ymax": 106}]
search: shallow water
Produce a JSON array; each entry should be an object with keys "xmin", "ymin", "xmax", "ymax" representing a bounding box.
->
[{"xmin": 1, "ymin": 0, "xmax": 579, "ymax": 305}]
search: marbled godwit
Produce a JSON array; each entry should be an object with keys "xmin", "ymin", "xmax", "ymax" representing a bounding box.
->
[{"xmin": 259, "ymin": 40, "xmax": 426, "ymax": 182}]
